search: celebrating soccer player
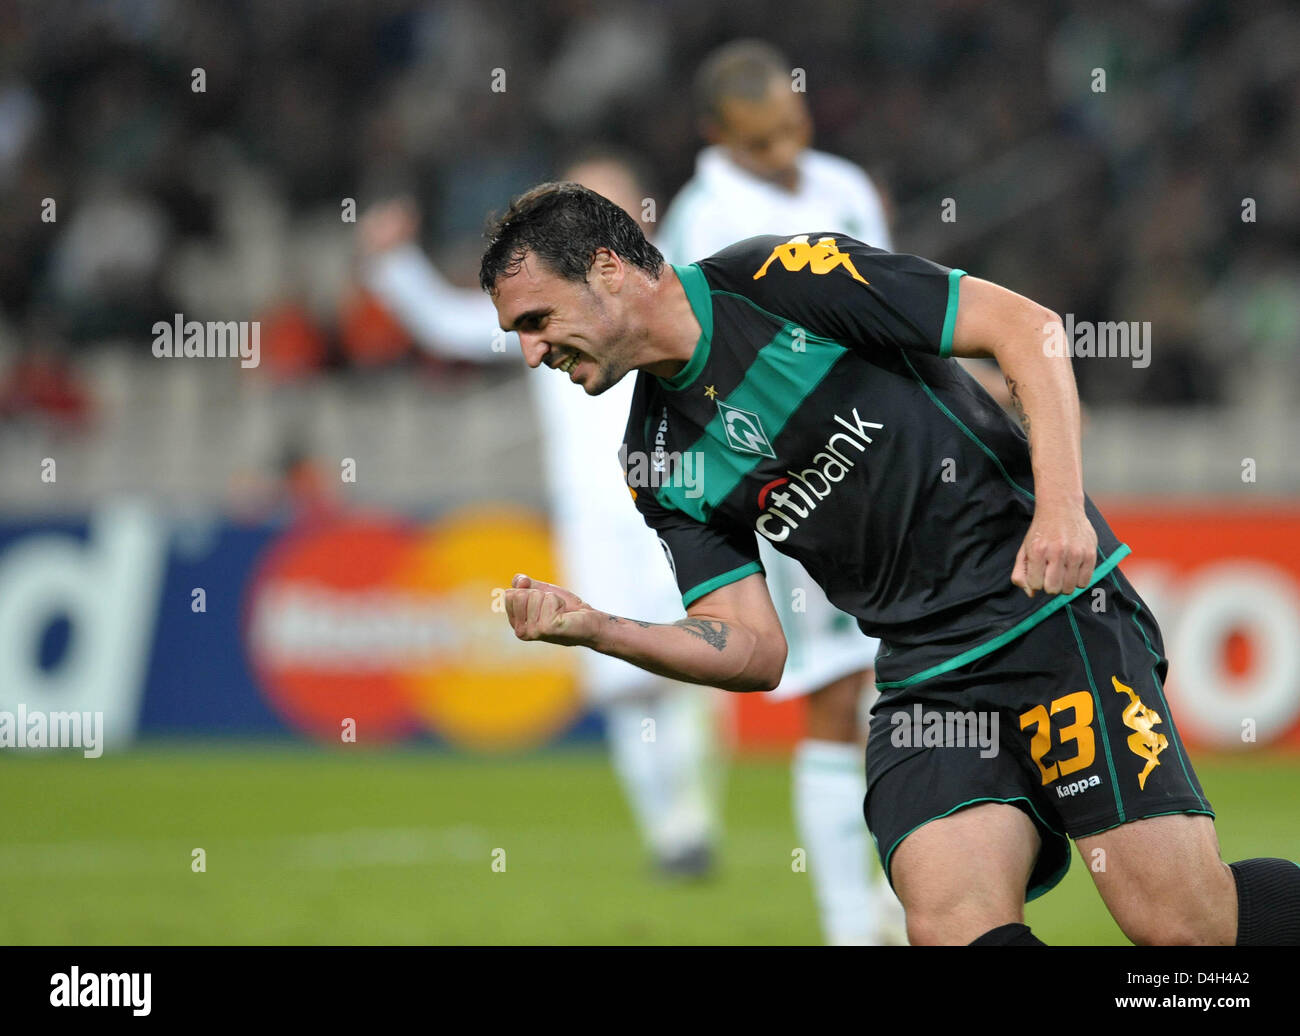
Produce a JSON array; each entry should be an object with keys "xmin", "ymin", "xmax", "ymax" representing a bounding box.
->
[{"xmin": 483, "ymin": 181, "xmax": 1300, "ymax": 946}]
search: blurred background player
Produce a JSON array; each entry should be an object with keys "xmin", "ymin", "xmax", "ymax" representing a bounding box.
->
[
  {"xmin": 358, "ymin": 150, "xmax": 723, "ymax": 878},
  {"xmin": 658, "ymin": 39, "xmax": 906, "ymax": 946}
]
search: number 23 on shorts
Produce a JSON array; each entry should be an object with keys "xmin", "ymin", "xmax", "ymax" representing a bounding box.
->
[{"xmin": 1019, "ymin": 691, "xmax": 1097, "ymax": 785}]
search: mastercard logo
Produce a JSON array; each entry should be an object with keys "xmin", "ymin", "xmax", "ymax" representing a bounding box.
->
[{"xmin": 242, "ymin": 506, "xmax": 580, "ymax": 750}]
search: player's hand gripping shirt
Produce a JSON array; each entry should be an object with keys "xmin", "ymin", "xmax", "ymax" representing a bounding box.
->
[{"xmin": 621, "ymin": 233, "xmax": 1131, "ymax": 689}]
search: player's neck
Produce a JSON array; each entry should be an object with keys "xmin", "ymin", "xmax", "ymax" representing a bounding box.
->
[{"xmin": 636, "ymin": 265, "xmax": 702, "ymax": 379}]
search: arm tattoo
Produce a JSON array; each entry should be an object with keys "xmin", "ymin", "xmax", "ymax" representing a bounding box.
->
[
  {"xmin": 608, "ymin": 614, "xmax": 730, "ymax": 652},
  {"xmin": 1005, "ymin": 375, "xmax": 1031, "ymax": 453},
  {"xmin": 675, "ymin": 618, "xmax": 730, "ymax": 652},
  {"xmin": 608, "ymin": 615, "xmax": 653, "ymax": 629}
]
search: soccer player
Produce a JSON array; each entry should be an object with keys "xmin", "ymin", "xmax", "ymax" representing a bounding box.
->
[
  {"xmin": 483, "ymin": 182, "xmax": 1300, "ymax": 946},
  {"xmin": 659, "ymin": 39, "xmax": 902, "ymax": 946},
  {"xmin": 358, "ymin": 153, "xmax": 722, "ymax": 878}
]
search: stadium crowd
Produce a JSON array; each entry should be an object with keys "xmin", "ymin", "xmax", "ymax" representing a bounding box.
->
[{"xmin": 0, "ymin": 0, "xmax": 1297, "ymax": 423}]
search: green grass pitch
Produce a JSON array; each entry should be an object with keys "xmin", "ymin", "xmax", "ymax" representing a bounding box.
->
[{"xmin": 2, "ymin": 745, "xmax": 1296, "ymax": 945}]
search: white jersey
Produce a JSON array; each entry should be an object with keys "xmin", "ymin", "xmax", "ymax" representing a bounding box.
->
[
  {"xmin": 364, "ymin": 245, "xmax": 685, "ymax": 702},
  {"xmin": 658, "ymin": 146, "xmax": 892, "ymax": 263},
  {"xmin": 659, "ymin": 146, "xmax": 891, "ymax": 697}
]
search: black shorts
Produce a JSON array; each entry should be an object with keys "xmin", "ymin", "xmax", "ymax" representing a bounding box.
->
[{"xmin": 863, "ymin": 567, "xmax": 1214, "ymax": 901}]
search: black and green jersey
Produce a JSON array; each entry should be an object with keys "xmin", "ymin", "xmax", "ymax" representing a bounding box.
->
[{"xmin": 620, "ymin": 233, "xmax": 1131, "ymax": 690}]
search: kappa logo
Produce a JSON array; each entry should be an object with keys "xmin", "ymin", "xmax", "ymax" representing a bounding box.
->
[
  {"xmin": 717, "ymin": 401, "xmax": 776, "ymax": 458},
  {"xmin": 752, "ymin": 234, "xmax": 869, "ymax": 285},
  {"xmin": 1056, "ymin": 774, "xmax": 1102, "ymax": 798},
  {"xmin": 1113, "ymin": 676, "xmax": 1168, "ymax": 790}
]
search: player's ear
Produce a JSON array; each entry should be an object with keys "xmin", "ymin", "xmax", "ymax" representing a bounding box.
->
[{"xmin": 590, "ymin": 248, "xmax": 625, "ymax": 292}]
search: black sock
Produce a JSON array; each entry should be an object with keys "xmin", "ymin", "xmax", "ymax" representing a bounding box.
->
[
  {"xmin": 1230, "ymin": 858, "xmax": 1300, "ymax": 945},
  {"xmin": 969, "ymin": 923, "xmax": 1046, "ymax": 946}
]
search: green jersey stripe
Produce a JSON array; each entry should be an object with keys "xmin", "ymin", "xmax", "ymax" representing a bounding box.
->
[
  {"xmin": 657, "ymin": 264, "xmax": 714, "ymax": 391},
  {"xmin": 939, "ymin": 269, "xmax": 966, "ymax": 358},
  {"xmin": 681, "ymin": 560, "xmax": 764, "ymax": 608},
  {"xmin": 653, "ymin": 322, "xmax": 848, "ymax": 522}
]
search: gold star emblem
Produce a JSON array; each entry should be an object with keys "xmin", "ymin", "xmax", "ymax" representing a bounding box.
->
[{"xmin": 704, "ymin": 385, "xmax": 718, "ymax": 400}]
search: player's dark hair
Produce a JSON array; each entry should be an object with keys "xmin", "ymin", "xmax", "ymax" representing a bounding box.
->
[
  {"xmin": 694, "ymin": 39, "xmax": 790, "ymax": 124},
  {"xmin": 479, "ymin": 181, "xmax": 664, "ymax": 294}
]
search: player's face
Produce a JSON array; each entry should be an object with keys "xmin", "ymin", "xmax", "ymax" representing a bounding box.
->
[
  {"xmin": 492, "ymin": 252, "xmax": 636, "ymax": 396},
  {"xmin": 711, "ymin": 77, "xmax": 812, "ymax": 191}
]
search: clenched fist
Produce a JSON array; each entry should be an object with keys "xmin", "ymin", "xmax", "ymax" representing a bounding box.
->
[
  {"xmin": 1011, "ymin": 503, "xmax": 1098, "ymax": 597},
  {"xmin": 503, "ymin": 574, "xmax": 605, "ymax": 646}
]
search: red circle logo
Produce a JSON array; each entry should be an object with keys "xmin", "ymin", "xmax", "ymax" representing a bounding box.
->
[{"xmin": 244, "ymin": 506, "xmax": 580, "ymax": 750}]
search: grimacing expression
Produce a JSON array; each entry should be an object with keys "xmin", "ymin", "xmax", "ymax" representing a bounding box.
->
[{"xmin": 492, "ymin": 252, "xmax": 634, "ymax": 396}]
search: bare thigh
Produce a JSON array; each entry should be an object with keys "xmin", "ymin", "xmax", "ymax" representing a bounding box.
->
[
  {"xmin": 1077, "ymin": 814, "xmax": 1236, "ymax": 945},
  {"xmin": 890, "ymin": 802, "xmax": 1040, "ymax": 945}
]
